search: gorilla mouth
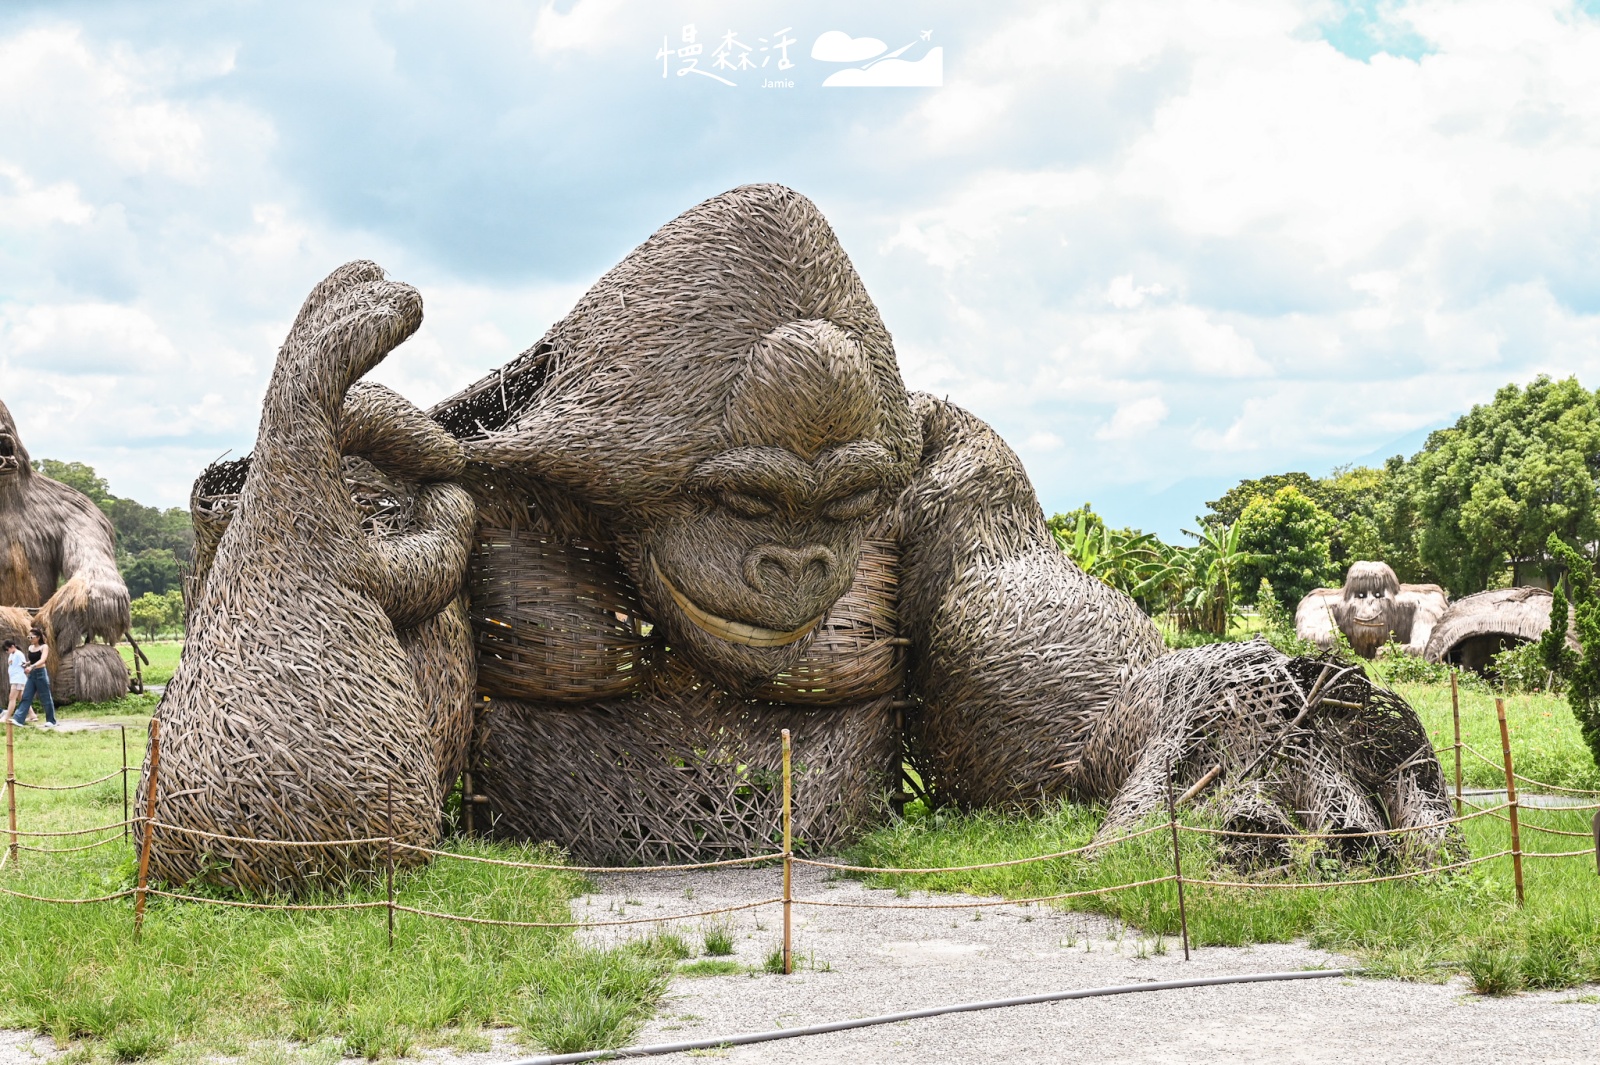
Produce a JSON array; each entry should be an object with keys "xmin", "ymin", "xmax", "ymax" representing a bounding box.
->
[
  {"xmin": 0, "ymin": 434, "xmax": 17, "ymax": 475},
  {"xmin": 651, "ymin": 556, "xmax": 821, "ymax": 648}
]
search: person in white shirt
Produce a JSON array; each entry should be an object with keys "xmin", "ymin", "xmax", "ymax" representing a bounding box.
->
[{"xmin": 3, "ymin": 639, "xmax": 23, "ymax": 723}]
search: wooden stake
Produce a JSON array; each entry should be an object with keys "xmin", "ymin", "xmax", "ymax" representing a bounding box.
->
[
  {"xmin": 781, "ymin": 727, "xmax": 793, "ymax": 976},
  {"xmin": 121, "ymin": 724, "xmax": 130, "ymax": 841},
  {"xmin": 6, "ymin": 721, "xmax": 16, "ymax": 865},
  {"xmin": 1165, "ymin": 758, "xmax": 1191, "ymax": 961},
  {"xmin": 1495, "ymin": 699, "xmax": 1524, "ymax": 907},
  {"xmin": 386, "ymin": 783, "xmax": 396, "ymax": 950},
  {"xmin": 463, "ymin": 769, "xmax": 474, "ymax": 837},
  {"xmin": 1450, "ymin": 672, "xmax": 1462, "ymax": 818},
  {"xmin": 134, "ymin": 718, "xmax": 162, "ymax": 940}
]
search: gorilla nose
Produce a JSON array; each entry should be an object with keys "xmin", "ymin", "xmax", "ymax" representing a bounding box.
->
[{"xmin": 743, "ymin": 544, "xmax": 837, "ymax": 596}]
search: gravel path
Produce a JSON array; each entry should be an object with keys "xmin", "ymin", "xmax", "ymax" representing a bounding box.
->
[
  {"xmin": 2, "ymin": 866, "xmax": 1593, "ymax": 1065},
  {"xmin": 573, "ymin": 864, "xmax": 1600, "ymax": 1064}
]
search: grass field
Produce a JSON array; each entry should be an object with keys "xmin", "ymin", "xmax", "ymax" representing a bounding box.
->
[
  {"xmin": 0, "ymin": 722, "xmax": 700, "ymax": 1062},
  {"xmin": 117, "ymin": 642, "xmax": 182, "ymax": 688}
]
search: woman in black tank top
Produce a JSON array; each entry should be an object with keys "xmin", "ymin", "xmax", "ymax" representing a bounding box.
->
[{"xmin": 13, "ymin": 626, "xmax": 55, "ymax": 728}]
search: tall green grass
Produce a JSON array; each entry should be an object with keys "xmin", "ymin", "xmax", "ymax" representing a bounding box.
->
[{"xmin": 0, "ymin": 722, "xmax": 673, "ymax": 1060}]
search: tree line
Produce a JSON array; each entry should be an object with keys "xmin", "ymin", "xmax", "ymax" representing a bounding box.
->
[
  {"xmin": 1055, "ymin": 375, "xmax": 1600, "ymax": 633},
  {"xmin": 33, "ymin": 459, "xmax": 193, "ymax": 598}
]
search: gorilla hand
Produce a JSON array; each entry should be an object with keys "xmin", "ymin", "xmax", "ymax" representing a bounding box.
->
[{"xmin": 145, "ymin": 262, "xmax": 476, "ymax": 892}]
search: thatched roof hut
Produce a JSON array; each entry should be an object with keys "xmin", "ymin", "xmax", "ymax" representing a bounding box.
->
[{"xmin": 1423, "ymin": 586, "xmax": 1571, "ymax": 670}]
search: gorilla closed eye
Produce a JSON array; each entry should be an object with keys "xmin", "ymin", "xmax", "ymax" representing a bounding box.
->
[{"xmin": 719, "ymin": 490, "xmax": 776, "ymax": 519}]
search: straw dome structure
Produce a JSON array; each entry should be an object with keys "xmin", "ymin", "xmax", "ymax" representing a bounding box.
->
[
  {"xmin": 1424, "ymin": 586, "xmax": 1572, "ymax": 671},
  {"xmin": 148, "ymin": 185, "xmax": 1459, "ymax": 887}
]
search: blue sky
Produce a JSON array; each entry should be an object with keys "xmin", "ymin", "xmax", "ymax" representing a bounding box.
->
[{"xmin": 4, "ymin": 1, "xmax": 1600, "ymax": 538}]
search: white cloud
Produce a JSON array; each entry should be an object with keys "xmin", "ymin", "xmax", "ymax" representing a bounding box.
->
[
  {"xmin": 1096, "ymin": 396, "xmax": 1169, "ymax": 441},
  {"xmin": 811, "ymin": 31, "xmax": 887, "ymax": 63},
  {"xmin": 530, "ymin": 0, "xmax": 632, "ymax": 55}
]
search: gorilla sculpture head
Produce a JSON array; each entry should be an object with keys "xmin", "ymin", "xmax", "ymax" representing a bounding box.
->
[
  {"xmin": 437, "ymin": 185, "xmax": 922, "ymax": 690},
  {"xmin": 1336, "ymin": 561, "xmax": 1402, "ymax": 658},
  {"xmin": 0, "ymin": 399, "xmax": 31, "ymax": 488}
]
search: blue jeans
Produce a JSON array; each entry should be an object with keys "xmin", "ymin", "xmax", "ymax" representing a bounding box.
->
[{"xmin": 14, "ymin": 668, "xmax": 54, "ymax": 725}]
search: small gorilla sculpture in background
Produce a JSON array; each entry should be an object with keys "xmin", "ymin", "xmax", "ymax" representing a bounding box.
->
[
  {"xmin": 1296, "ymin": 561, "xmax": 1449, "ymax": 659},
  {"xmin": 146, "ymin": 185, "xmax": 1459, "ymax": 891},
  {"xmin": 0, "ymin": 400, "xmax": 131, "ymax": 702}
]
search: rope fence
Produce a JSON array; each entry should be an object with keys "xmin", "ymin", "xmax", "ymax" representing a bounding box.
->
[{"xmin": 3, "ymin": 698, "xmax": 1598, "ymax": 965}]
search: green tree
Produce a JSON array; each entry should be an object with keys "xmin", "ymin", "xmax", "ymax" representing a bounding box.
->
[
  {"xmin": 1234, "ymin": 486, "xmax": 1339, "ymax": 606},
  {"xmin": 123, "ymin": 548, "xmax": 183, "ymax": 597},
  {"xmin": 1204, "ymin": 472, "xmax": 1319, "ymax": 529},
  {"xmin": 1540, "ymin": 533, "xmax": 1600, "ymax": 770},
  {"xmin": 1409, "ymin": 376, "xmax": 1600, "ymax": 594},
  {"xmin": 1175, "ymin": 522, "xmax": 1265, "ymax": 635},
  {"xmin": 129, "ymin": 592, "xmax": 169, "ymax": 641}
]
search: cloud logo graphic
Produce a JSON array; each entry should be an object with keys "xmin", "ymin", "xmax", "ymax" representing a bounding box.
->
[
  {"xmin": 822, "ymin": 47, "xmax": 943, "ymax": 88},
  {"xmin": 811, "ymin": 31, "xmax": 887, "ymax": 63}
]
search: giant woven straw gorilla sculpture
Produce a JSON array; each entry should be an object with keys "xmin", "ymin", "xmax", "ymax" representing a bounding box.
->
[
  {"xmin": 148, "ymin": 186, "xmax": 1457, "ymax": 890},
  {"xmin": 0, "ymin": 399, "xmax": 131, "ymax": 703}
]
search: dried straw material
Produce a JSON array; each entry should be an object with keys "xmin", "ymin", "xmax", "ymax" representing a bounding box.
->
[
  {"xmin": 1076, "ymin": 639, "xmax": 1461, "ymax": 866},
  {"xmin": 144, "ymin": 262, "xmax": 477, "ymax": 892},
  {"xmin": 1423, "ymin": 585, "xmax": 1574, "ymax": 670},
  {"xmin": 51, "ymin": 643, "xmax": 127, "ymax": 705}
]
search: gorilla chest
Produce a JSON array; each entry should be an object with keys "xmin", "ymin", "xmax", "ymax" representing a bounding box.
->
[{"xmin": 467, "ymin": 523, "xmax": 905, "ymax": 706}]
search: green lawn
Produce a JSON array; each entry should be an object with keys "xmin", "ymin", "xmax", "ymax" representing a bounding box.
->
[
  {"xmin": 117, "ymin": 640, "xmax": 182, "ymax": 688},
  {"xmin": 0, "ymin": 720, "xmax": 688, "ymax": 1062}
]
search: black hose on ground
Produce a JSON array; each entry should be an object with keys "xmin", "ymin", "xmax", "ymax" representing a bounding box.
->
[{"xmin": 509, "ymin": 968, "xmax": 1352, "ymax": 1064}]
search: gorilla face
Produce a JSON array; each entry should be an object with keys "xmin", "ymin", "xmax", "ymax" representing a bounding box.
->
[
  {"xmin": 625, "ymin": 319, "xmax": 903, "ymax": 691},
  {"xmin": 1336, "ymin": 561, "xmax": 1402, "ymax": 659},
  {"xmin": 0, "ymin": 401, "xmax": 30, "ymax": 485},
  {"xmin": 635, "ymin": 439, "xmax": 894, "ymax": 690}
]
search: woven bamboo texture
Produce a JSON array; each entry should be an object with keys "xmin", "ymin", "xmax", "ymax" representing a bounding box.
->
[
  {"xmin": 149, "ymin": 185, "xmax": 1464, "ymax": 888},
  {"xmin": 475, "ymin": 688, "xmax": 899, "ymax": 864},
  {"xmin": 144, "ymin": 262, "xmax": 477, "ymax": 892},
  {"xmin": 1294, "ymin": 562, "xmax": 1449, "ymax": 658},
  {"xmin": 1076, "ymin": 639, "xmax": 1461, "ymax": 866}
]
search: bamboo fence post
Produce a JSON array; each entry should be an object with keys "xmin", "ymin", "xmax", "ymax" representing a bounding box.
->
[
  {"xmin": 1165, "ymin": 758, "xmax": 1190, "ymax": 961},
  {"xmin": 1495, "ymin": 699, "xmax": 1524, "ymax": 907},
  {"xmin": 120, "ymin": 724, "xmax": 130, "ymax": 841},
  {"xmin": 1592, "ymin": 810, "xmax": 1600, "ymax": 878},
  {"xmin": 6, "ymin": 721, "xmax": 16, "ymax": 865},
  {"xmin": 1450, "ymin": 672, "xmax": 1462, "ymax": 817},
  {"xmin": 134, "ymin": 718, "xmax": 162, "ymax": 940},
  {"xmin": 386, "ymin": 783, "xmax": 396, "ymax": 950},
  {"xmin": 781, "ymin": 727, "xmax": 793, "ymax": 976}
]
